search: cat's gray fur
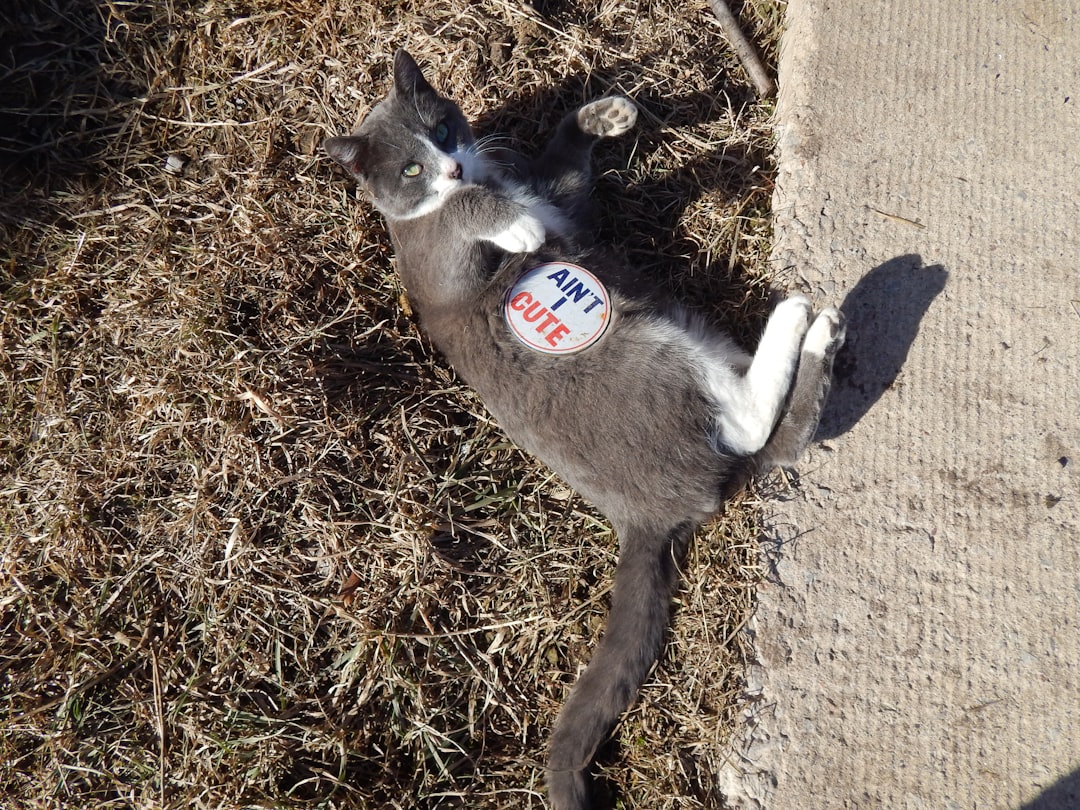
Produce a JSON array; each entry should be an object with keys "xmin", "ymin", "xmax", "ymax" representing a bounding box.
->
[{"xmin": 324, "ymin": 50, "xmax": 845, "ymax": 810}]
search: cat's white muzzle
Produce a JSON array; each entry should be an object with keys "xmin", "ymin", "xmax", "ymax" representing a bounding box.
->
[{"xmin": 454, "ymin": 149, "xmax": 495, "ymax": 185}]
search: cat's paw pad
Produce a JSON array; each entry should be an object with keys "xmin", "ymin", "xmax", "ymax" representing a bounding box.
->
[
  {"xmin": 803, "ymin": 307, "xmax": 846, "ymax": 359},
  {"xmin": 577, "ymin": 97, "xmax": 638, "ymax": 138},
  {"xmin": 491, "ymin": 214, "xmax": 545, "ymax": 253}
]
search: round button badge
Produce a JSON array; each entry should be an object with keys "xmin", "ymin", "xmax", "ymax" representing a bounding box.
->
[{"xmin": 503, "ymin": 262, "xmax": 611, "ymax": 355}]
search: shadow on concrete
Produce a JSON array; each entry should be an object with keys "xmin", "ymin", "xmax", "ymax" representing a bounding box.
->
[
  {"xmin": 1018, "ymin": 767, "xmax": 1080, "ymax": 810},
  {"xmin": 817, "ymin": 254, "xmax": 948, "ymax": 440}
]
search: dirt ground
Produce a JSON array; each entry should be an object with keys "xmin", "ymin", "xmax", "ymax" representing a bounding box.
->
[{"xmin": 2, "ymin": 1, "xmax": 786, "ymax": 807}]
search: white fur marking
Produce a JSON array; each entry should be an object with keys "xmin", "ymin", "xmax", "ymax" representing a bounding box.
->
[
  {"xmin": 748, "ymin": 298, "xmax": 810, "ymax": 391},
  {"xmin": 455, "ymin": 149, "xmax": 492, "ymax": 185},
  {"xmin": 512, "ymin": 192, "xmax": 572, "ymax": 241},
  {"xmin": 641, "ymin": 298, "xmax": 815, "ymax": 457},
  {"xmin": 490, "ymin": 213, "xmax": 546, "ymax": 253}
]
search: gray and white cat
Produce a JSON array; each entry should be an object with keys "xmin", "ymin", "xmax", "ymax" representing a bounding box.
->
[{"xmin": 325, "ymin": 49, "xmax": 844, "ymax": 810}]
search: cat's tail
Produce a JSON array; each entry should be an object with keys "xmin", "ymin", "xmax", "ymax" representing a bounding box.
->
[{"xmin": 546, "ymin": 520, "xmax": 694, "ymax": 810}]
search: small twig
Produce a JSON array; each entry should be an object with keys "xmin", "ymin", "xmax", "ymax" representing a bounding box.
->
[
  {"xmin": 707, "ymin": 0, "xmax": 776, "ymax": 98},
  {"xmin": 867, "ymin": 205, "xmax": 927, "ymax": 229},
  {"xmin": 152, "ymin": 647, "xmax": 166, "ymax": 808}
]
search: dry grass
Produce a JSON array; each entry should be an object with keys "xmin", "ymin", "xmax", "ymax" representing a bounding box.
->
[{"xmin": 1, "ymin": 1, "xmax": 787, "ymax": 807}]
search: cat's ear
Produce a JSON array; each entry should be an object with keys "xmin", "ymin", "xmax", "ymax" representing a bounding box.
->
[
  {"xmin": 323, "ymin": 135, "xmax": 371, "ymax": 181},
  {"xmin": 393, "ymin": 49, "xmax": 435, "ymax": 98}
]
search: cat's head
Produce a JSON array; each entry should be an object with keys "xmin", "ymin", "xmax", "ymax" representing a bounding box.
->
[{"xmin": 324, "ymin": 50, "xmax": 484, "ymax": 221}]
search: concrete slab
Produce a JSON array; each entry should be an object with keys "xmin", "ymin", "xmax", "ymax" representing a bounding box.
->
[{"xmin": 723, "ymin": 1, "xmax": 1080, "ymax": 807}]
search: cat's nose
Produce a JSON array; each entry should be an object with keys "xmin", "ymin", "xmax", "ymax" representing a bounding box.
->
[{"xmin": 448, "ymin": 162, "xmax": 462, "ymax": 180}]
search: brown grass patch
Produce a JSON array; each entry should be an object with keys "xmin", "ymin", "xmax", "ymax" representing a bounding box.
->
[{"xmin": 1, "ymin": 0, "xmax": 785, "ymax": 807}]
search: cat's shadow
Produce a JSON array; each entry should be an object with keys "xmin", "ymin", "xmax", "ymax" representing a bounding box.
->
[
  {"xmin": 1020, "ymin": 765, "xmax": 1080, "ymax": 810},
  {"xmin": 758, "ymin": 255, "xmax": 947, "ymax": 589},
  {"xmin": 817, "ymin": 254, "xmax": 948, "ymax": 440}
]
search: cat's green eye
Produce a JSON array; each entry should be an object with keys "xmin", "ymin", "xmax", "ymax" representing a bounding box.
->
[
  {"xmin": 402, "ymin": 163, "xmax": 423, "ymax": 178},
  {"xmin": 434, "ymin": 122, "xmax": 450, "ymax": 144}
]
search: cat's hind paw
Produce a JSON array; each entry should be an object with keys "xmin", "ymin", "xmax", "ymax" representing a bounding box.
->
[
  {"xmin": 577, "ymin": 97, "xmax": 638, "ymax": 138},
  {"xmin": 490, "ymin": 214, "xmax": 545, "ymax": 253},
  {"xmin": 803, "ymin": 307, "xmax": 846, "ymax": 359},
  {"xmin": 767, "ymin": 295, "xmax": 814, "ymax": 344}
]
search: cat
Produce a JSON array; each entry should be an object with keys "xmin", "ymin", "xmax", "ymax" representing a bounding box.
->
[{"xmin": 324, "ymin": 49, "xmax": 845, "ymax": 810}]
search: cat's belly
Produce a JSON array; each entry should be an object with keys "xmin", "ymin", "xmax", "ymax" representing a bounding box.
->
[{"xmin": 441, "ymin": 310, "xmax": 733, "ymax": 527}]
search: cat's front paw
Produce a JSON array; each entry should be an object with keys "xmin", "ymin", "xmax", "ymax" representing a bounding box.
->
[
  {"xmin": 577, "ymin": 97, "xmax": 638, "ymax": 138},
  {"xmin": 490, "ymin": 214, "xmax": 545, "ymax": 253}
]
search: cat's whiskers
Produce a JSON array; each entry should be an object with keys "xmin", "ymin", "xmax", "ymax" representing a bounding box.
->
[
  {"xmin": 473, "ymin": 133, "xmax": 512, "ymax": 148},
  {"xmin": 474, "ymin": 138, "xmax": 515, "ymax": 161},
  {"xmin": 464, "ymin": 142, "xmax": 515, "ymax": 174}
]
